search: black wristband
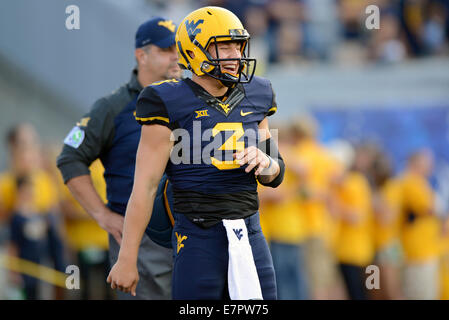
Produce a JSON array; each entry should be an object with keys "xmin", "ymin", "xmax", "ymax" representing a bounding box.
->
[{"xmin": 257, "ymin": 137, "xmax": 285, "ymax": 188}]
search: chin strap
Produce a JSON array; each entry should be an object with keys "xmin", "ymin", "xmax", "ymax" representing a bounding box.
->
[
  {"xmin": 201, "ymin": 57, "xmax": 254, "ymax": 87},
  {"xmin": 209, "ymin": 64, "xmax": 239, "ymax": 87}
]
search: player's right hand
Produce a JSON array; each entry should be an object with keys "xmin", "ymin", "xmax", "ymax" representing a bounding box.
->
[
  {"xmin": 107, "ymin": 260, "xmax": 139, "ymax": 296},
  {"xmin": 98, "ymin": 209, "xmax": 124, "ymax": 245}
]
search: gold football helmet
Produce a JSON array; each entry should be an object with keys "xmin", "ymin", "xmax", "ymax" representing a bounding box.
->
[{"xmin": 176, "ymin": 6, "xmax": 256, "ymax": 86}]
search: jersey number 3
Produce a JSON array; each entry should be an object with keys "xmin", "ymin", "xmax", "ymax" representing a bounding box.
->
[{"xmin": 211, "ymin": 122, "xmax": 245, "ymax": 170}]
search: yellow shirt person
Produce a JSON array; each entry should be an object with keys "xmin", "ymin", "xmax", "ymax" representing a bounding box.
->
[
  {"xmin": 258, "ymin": 142, "xmax": 310, "ymax": 299},
  {"xmin": 373, "ymin": 178, "xmax": 403, "ymax": 252},
  {"xmin": 259, "ymin": 167, "xmax": 306, "ymax": 245},
  {"xmin": 334, "ymin": 171, "xmax": 374, "ymax": 267},
  {"xmin": 0, "ymin": 169, "xmax": 58, "ymax": 217},
  {"xmin": 259, "ymin": 142, "xmax": 306, "ymax": 244},
  {"xmin": 399, "ymin": 171, "xmax": 440, "ymax": 262},
  {"xmin": 399, "ymin": 150, "xmax": 440, "ymax": 300},
  {"xmin": 293, "ymin": 138, "xmax": 340, "ymax": 243}
]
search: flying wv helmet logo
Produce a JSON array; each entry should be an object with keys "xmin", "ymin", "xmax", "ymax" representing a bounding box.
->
[
  {"xmin": 185, "ymin": 19, "xmax": 204, "ymax": 39},
  {"xmin": 233, "ymin": 228, "xmax": 243, "ymax": 240}
]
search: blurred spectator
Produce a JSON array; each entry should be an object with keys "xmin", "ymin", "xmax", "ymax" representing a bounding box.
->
[
  {"xmin": 337, "ymin": 0, "xmax": 367, "ymax": 41},
  {"xmin": 0, "ymin": 123, "xmax": 65, "ymax": 299},
  {"xmin": 266, "ymin": 0, "xmax": 305, "ymax": 63},
  {"xmin": 267, "ymin": 0, "xmax": 305, "ymax": 23},
  {"xmin": 370, "ymin": 150, "xmax": 404, "ymax": 299},
  {"xmin": 399, "ymin": 0, "xmax": 427, "ymax": 56},
  {"xmin": 0, "ymin": 124, "xmax": 59, "ymax": 222},
  {"xmin": 422, "ymin": 0, "xmax": 448, "ymax": 54},
  {"xmin": 275, "ymin": 21, "xmax": 305, "ymax": 64},
  {"xmin": 334, "ymin": 0, "xmax": 368, "ymax": 66},
  {"xmin": 244, "ymin": 5, "xmax": 271, "ymax": 75},
  {"xmin": 291, "ymin": 115, "xmax": 344, "ymax": 300},
  {"xmin": 351, "ymin": 143, "xmax": 381, "ymax": 183},
  {"xmin": 399, "ymin": 149, "xmax": 441, "ymax": 299},
  {"xmin": 369, "ymin": 12, "xmax": 407, "ymax": 63},
  {"xmin": 8, "ymin": 175, "xmax": 65, "ymax": 300},
  {"xmin": 302, "ymin": 0, "xmax": 340, "ymax": 60},
  {"xmin": 259, "ymin": 125, "xmax": 309, "ymax": 300},
  {"xmin": 330, "ymin": 140, "xmax": 375, "ymax": 300}
]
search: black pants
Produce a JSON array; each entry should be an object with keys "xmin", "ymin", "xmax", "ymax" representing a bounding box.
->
[
  {"xmin": 339, "ymin": 263, "xmax": 367, "ymax": 300},
  {"xmin": 77, "ymin": 249, "xmax": 112, "ymax": 300}
]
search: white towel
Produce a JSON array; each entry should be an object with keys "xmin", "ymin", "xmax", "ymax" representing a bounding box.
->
[{"xmin": 222, "ymin": 219, "xmax": 263, "ymax": 300}]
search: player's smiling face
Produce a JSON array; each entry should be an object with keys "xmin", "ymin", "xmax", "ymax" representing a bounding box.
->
[{"xmin": 208, "ymin": 41, "xmax": 242, "ymax": 76}]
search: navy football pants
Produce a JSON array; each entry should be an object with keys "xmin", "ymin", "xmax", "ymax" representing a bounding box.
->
[{"xmin": 171, "ymin": 212, "xmax": 277, "ymax": 300}]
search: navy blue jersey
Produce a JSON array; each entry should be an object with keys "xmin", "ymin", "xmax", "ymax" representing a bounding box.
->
[{"xmin": 135, "ymin": 76, "xmax": 277, "ymax": 226}]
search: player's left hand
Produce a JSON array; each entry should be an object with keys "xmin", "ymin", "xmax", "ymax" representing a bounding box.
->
[{"xmin": 234, "ymin": 146, "xmax": 270, "ymax": 176}]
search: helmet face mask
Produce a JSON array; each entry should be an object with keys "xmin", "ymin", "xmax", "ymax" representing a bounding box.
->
[
  {"xmin": 176, "ymin": 7, "xmax": 257, "ymax": 87},
  {"xmin": 200, "ymin": 37, "xmax": 257, "ymax": 87}
]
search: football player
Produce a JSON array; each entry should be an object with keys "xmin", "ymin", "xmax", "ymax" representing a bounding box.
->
[{"xmin": 107, "ymin": 7, "xmax": 285, "ymax": 299}]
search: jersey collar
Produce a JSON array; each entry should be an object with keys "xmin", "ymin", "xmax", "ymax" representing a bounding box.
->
[{"xmin": 184, "ymin": 78, "xmax": 245, "ymax": 117}]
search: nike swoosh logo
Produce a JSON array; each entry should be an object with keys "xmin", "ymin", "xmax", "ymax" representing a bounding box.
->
[{"xmin": 240, "ymin": 110, "xmax": 253, "ymax": 116}]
